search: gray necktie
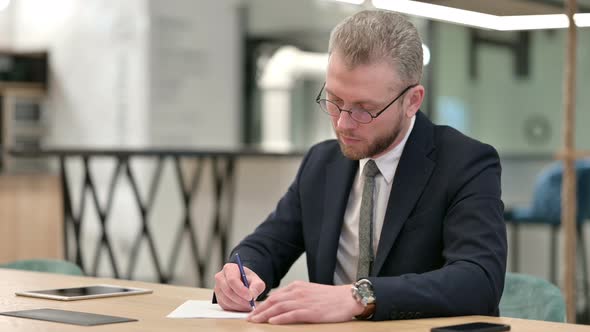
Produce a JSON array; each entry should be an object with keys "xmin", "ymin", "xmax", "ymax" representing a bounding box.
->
[{"xmin": 357, "ymin": 160, "xmax": 380, "ymax": 279}]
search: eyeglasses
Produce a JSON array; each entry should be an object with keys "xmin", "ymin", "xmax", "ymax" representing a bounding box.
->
[{"xmin": 315, "ymin": 83, "xmax": 418, "ymax": 124}]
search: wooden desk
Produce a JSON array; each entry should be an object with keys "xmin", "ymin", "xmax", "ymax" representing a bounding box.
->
[{"xmin": 1, "ymin": 269, "xmax": 588, "ymax": 332}]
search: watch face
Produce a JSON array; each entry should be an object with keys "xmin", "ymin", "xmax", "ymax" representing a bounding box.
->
[{"xmin": 354, "ymin": 279, "xmax": 375, "ymax": 305}]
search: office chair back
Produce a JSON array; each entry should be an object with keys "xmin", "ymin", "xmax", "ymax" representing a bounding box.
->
[
  {"xmin": 529, "ymin": 159, "xmax": 590, "ymax": 223},
  {"xmin": 499, "ymin": 272, "xmax": 566, "ymax": 322},
  {"xmin": 0, "ymin": 259, "xmax": 84, "ymax": 276}
]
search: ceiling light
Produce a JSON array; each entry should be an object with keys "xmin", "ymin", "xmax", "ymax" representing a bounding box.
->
[
  {"xmin": 0, "ymin": 0, "xmax": 11, "ymax": 12},
  {"xmin": 575, "ymin": 13, "xmax": 590, "ymax": 27},
  {"xmin": 497, "ymin": 15, "xmax": 568, "ymax": 30},
  {"xmin": 322, "ymin": 0, "xmax": 365, "ymax": 5},
  {"xmin": 372, "ymin": 0, "xmax": 589, "ymax": 30},
  {"xmin": 422, "ymin": 44, "xmax": 430, "ymax": 66},
  {"xmin": 372, "ymin": 0, "xmax": 497, "ymax": 29}
]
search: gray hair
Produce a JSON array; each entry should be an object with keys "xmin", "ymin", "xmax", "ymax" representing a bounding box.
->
[{"xmin": 328, "ymin": 10, "xmax": 423, "ymax": 85}]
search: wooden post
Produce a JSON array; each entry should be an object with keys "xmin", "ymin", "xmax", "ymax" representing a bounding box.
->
[{"xmin": 562, "ymin": 0, "xmax": 578, "ymax": 323}]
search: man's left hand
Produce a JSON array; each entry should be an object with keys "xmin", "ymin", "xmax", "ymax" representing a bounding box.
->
[{"xmin": 247, "ymin": 281, "xmax": 364, "ymax": 324}]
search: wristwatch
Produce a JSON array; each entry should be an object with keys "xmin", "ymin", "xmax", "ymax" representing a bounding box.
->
[{"xmin": 351, "ymin": 278, "xmax": 376, "ymax": 320}]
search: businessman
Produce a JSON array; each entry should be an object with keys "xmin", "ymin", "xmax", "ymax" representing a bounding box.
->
[{"xmin": 214, "ymin": 10, "xmax": 506, "ymax": 324}]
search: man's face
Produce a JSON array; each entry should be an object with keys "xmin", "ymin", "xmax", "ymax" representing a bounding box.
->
[{"xmin": 325, "ymin": 52, "xmax": 415, "ymax": 160}]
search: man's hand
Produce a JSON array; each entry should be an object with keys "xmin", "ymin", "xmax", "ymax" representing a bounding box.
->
[
  {"xmin": 247, "ymin": 281, "xmax": 365, "ymax": 324},
  {"xmin": 214, "ymin": 263, "xmax": 266, "ymax": 312}
]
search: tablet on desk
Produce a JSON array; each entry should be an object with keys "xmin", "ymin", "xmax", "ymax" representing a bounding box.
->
[{"xmin": 15, "ymin": 284, "xmax": 153, "ymax": 301}]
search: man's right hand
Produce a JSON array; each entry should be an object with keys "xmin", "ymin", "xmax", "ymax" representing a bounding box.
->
[{"xmin": 214, "ymin": 263, "xmax": 266, "ymax": 312}]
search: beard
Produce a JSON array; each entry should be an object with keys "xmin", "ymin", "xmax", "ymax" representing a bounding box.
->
[
  {"xmin": 336, "ymin": 127, "xmax": 403, "ymax": 160},
  {"xmin": 336, "ymin": 112, "xmax": 406, "ymax": 160}
]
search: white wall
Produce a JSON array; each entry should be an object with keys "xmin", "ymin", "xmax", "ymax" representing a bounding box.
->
[
  {"xmin": 148, "ymin": 0, "xmax": 242, "ymax": 148},
  {"xmin": 0, "ymin": 0, "xmax": 14, "ymax": 47},
  {"xmin": 434, "ymin": 23, "xmax": 590, "ymax": 154},
  {"xmin": 11, "ymin": 0, "xmax": 149, "ymax": 147},
  {"xmin": 8, "ymin": 0, "xmax": 244, "ymax": 149}
]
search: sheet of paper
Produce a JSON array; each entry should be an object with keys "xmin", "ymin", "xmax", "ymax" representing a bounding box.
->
[{"xmin": 167, "ymin": 300, "xmax": 249, "ymax": 319}]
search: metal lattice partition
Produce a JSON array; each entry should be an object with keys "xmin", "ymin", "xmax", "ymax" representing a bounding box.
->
[{"xmin": 13, "ymin": 148, "xmax": 302, "ymax": 288}]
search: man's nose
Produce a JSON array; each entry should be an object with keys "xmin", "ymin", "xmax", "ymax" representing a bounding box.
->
[{"xmin": 336, "ymin": 111, "xmax": 357, "ymax": 130}]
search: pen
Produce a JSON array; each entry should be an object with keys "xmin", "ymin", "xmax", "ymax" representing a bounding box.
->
[{"xmin": 235, "ymin": 252, "xmax": 256, "ymax": 310}]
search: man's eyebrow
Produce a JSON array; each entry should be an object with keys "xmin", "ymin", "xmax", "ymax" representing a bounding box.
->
[
  {"xmin": 324, "ymin": 87, "xmax": 380, "ymax": 106},
  {"xmin": 324, "ymin": 87, "xmax": 341, "ymax": 100}
]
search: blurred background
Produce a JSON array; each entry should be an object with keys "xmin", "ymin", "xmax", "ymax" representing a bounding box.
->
[{"xmin": 1, "ymin": 0, "xmax": 590, "ymax": 321}]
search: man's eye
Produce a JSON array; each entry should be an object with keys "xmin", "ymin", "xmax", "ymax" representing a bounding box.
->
[
  {"xmin": 358, "ymin": 104, "xmax": 377, "ymax": 111},
  {"xmin": 354, "ymin": 107, "xmax": 373, "ymax": 114},
  {"xmin": 331, "ymin": 100, "xmax": 345, "ymax": 107},
  {"xmin": 326, "ymin": 95, "xmax": 341, "ymax": 102}
]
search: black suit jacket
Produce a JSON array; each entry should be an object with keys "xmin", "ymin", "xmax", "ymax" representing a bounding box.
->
[{"xmin": 231, "ymin": 112, "xmax": 507, "ymax": 321}]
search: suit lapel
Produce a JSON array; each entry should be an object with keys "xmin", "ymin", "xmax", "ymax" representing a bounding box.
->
[
  {"xmin": 372, "ymin": 112, "xmax": 436, "ymax": 275},
  {"xmin": 315, "ymin": 154, "xmax": 357, "ymax": 285}
]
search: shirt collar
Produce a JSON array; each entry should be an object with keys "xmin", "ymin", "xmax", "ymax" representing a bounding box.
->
[{"xmin": 359, "ymin": 115, "xmax": 416, "ymax": 184}]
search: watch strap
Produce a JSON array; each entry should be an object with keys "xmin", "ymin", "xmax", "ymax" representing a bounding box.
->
[{"xmin": 355, "ymin": 303, "xmax": 376, "ymax": 320}]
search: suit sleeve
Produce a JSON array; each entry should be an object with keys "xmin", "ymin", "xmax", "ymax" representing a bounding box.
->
[
  {"xmin": 369, "ymin": 144, "xmax": 507, "ymax": 321},
  {"xmin": 227, "ymin": 146, "xmax": 316, "ymax": 299}
]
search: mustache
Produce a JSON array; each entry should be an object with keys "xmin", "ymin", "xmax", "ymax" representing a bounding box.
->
[{"xmin": 336, "ymin": 130, "xmax": 361, "ymax": 140}]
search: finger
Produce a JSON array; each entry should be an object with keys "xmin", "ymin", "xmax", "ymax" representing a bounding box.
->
[
  {"xmin": 217, "ymin": 274, "xmax": 252, "ymax": 309},
  {"xmin": 251, "ymin": 283, "xmax": 301, "ymax": 314},
  {"xmin": 260, "ymin": 282, "xmax": 302, "ymax": 301},
  {"xmin": 215, "ymin": 269, "xmax": 252, "ymax": 310},
  {"xmin": 249, "ymin": 299, "xmax": 299, "ymax": 323},
  {"xmin": 223, "ymin": 264, "xmax": 251, "ymax": 301},
  {"xmin": 248, "ymin": 275, "xmax": 266, "ymax": 299},
  {"xmin": 248, "ymin": 291, "xmax": 280, "ymax": 313},
  {"xmin": 268, "ymin": 309, "xmax": 309, "ymax": 325},
  {"xmin": 271, "ymin": 280, "xmax": 305, "ymax": 296},
  {"xmin": 214, "ymin": 286, "xmax": 251, "ymax": 312}
]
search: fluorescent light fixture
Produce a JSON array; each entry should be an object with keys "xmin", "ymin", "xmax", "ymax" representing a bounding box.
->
[
  {"xmin": 0, "ymin": 0, "xmax": 10, "ymax": 12},
  {"xmin": 575, "ymin": 13, "xmax": 590, "ymax": 27},
  {"xmin": 372, "ymin": 0, "xmax": 590, "ymax": 30},
  {"xmin": 422, "ymin": 44, "xmax": 430, "ymax": 66},
  {"xmin": 499, "ymin": 15, "xmax": 568, "ymax": 30},
  {"xmin": 373, "ymin": 0, "xmax": 498, "ymax": 28},
  {"xmin": 322, "ymin": 0, "xmax": 365, "ymax": 5}
]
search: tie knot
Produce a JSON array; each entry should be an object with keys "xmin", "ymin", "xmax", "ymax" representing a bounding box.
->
[{"xmin": 363, "ymin": 160, "xmax": 380, "ymax": 178}]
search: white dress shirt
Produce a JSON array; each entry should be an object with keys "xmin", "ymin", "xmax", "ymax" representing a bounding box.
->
[{"xmin": 333, "ymin": 115, "xmax": 416, "ymax": 285}]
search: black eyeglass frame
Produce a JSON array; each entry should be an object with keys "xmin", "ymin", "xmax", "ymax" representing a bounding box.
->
[{"xmin": 315, "ymin": 82, "xmax": 418, "ymax": 124}]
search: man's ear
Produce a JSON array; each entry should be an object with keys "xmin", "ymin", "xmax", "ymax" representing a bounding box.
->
[{"xmin": 404, "ymin": 85, "xmax": 425, "ymax": 118}]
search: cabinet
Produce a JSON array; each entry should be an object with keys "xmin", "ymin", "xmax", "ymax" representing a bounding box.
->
[
  {"xmin": 0, "ymin": 174, "xmax": 63, "ymax": 262},
  {"xmin": 0, "ymin": 52, "xmax": 59, "ymax": 263},
  {"xmin": 1, "ymin": 87, "xmax": 48, "ymax": 172},
  {"xmin": 0, "ymin": 51, "xmax": 48, "ymax": 173}
]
